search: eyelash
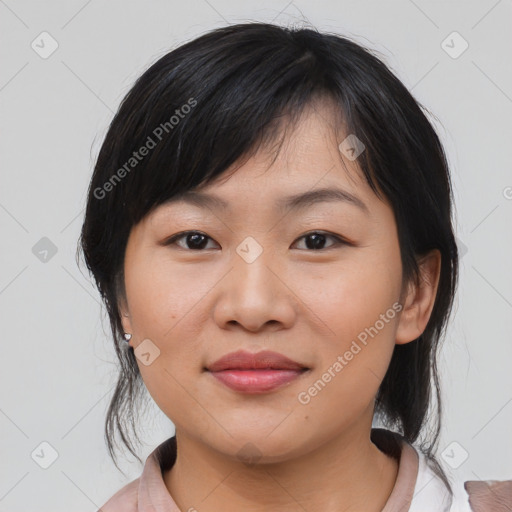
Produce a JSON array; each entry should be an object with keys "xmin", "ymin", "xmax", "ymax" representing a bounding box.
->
[{"xmin": 163, "ymin": 230, "xmax": 351, "ymax": 251}]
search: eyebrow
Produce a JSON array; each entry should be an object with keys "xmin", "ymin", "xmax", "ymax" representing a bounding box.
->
[{"xmin": 165, "ymin": 187, "xmax": 369, "ymax": 214}]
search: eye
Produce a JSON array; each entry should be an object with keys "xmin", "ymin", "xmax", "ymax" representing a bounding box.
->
[
  {"xmin": 292, "ymin": 231, "xmax": 348, "ymax": 250},
  {"xmin": 163, "ymin": 231, "xmax": 219, "ymax": 251},
  {"xmin": 163, "ymin": 230, "xmax": 349, "ymax": 251}
]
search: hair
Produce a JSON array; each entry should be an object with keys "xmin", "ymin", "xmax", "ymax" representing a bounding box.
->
[{"xmin": 77, "ymin": 21, "xmax": 459, "ymax": 492}]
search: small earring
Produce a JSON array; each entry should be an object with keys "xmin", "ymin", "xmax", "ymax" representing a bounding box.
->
[{"xmin": 123, "ymin": 333, "xmax": 132, "ymax": 343}]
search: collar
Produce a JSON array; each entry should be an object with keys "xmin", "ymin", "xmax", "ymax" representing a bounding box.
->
[{"xmin": 136, "ymin": 428, "xmax": 423, "ymax": 511}]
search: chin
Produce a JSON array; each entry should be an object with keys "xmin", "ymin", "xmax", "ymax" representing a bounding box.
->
[{"xmin": 208, "ymin": 428, "xmax": 306, "ymax": 464}]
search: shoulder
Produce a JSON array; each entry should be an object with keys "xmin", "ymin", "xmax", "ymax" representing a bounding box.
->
[
  {"xmin": 412, "ymin": 449, "xmax": 512, "ymax": 512},
  {"xmin": 96, "ymin": 477, "xmax": 139, "ymax": 512},
  {"xmin": 461, "ymin": 479, "xmax": 512, "ymax": 512},
  {"xmin": 96, "ymin": 436, "xmax": 177, "ymax": 511}
]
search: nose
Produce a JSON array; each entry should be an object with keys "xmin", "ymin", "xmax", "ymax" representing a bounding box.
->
[{"xmin": 212, "ymin": 247, "xmax": 296, "ymax": 333}]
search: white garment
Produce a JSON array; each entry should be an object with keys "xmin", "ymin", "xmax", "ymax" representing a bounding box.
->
[{"xmin": 410, "ymin": 449, "xmax": 471, "ymax": 511}]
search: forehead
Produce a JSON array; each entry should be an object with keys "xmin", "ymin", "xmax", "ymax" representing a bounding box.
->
[{"xmin": 160, "ymin": 100, "xmax": 379, "ymax": 214}]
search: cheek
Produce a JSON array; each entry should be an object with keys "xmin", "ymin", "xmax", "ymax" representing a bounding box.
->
[
  {"xmin": 125, "ymin": 252, "xmax": 217, "ymax": 340},
  {"xmin": 124, "ymin": 253, "xmax": 216, "ymax": 408},
  {"xmin": 299, "ymin": 242, "xmax": 402, "ymax": 405},
  {"xmin": 292, "ymin": 287, "xmax": 401, "ymax": 449},
  {"xmin": 303, "ymin": 241, "xmax": 402, "ymax": 340}
]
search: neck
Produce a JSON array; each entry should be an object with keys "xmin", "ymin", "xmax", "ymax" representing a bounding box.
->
[{"xmin": 163, "ymin": 419, "xmax": 399, "ymax": 511}]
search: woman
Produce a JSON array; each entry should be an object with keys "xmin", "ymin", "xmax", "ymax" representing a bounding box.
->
[{"xmin": 79, "ymin": 22, "xmax": 510, "ymax": 512}]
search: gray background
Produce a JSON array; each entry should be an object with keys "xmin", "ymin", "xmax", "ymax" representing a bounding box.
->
[{"xmin": 1, "ymin": 0, "xmax": 511, "ymax": 510}]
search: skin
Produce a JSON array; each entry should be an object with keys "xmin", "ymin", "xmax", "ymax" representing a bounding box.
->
[{"xmin": 119, "ymin": 98, "xmax": 441, "ymax": 512}]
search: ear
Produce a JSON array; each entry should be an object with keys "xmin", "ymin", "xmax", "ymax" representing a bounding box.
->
[
  {"xmin": 395, "ymin": 249, "xmax": 441, "ymax": 345},
  {"xmin": 118, "ymin": 295, "xmax": 133, "ymax": 335},
  {"xmin": 115, "ymin": 272, "xmax": 133, "ymax": 335}
]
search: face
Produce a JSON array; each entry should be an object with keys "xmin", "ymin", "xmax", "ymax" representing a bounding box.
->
[{"xmin": 120, "ymin": 99, "xmax": 435, "ymax": 462}]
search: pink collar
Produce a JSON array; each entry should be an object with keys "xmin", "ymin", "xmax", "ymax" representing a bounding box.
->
[{"xmin": 135, "ymin": 428, "xmax": 420, "ymax": 511}]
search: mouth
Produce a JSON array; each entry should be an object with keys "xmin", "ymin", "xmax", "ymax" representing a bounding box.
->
[
  {"xmin": 207, "ymin": 368, "xmax": 310, "ymax": 394},
  {"xmin": 205, "ymin": 350, "xmax": 311, "ymax": 394}
]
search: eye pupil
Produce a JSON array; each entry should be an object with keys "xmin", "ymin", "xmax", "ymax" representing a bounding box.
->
[
  {"xmin": 306, "ymin": 233, "xmax": 327, "ymax": 250},
  {"xmin": 187, "ymin": 233, "xmax": 208, "ymax": 249}
]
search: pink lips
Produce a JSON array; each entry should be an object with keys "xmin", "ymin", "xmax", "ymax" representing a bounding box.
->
[{"xmin": 206, "ymin": 350, "xmax": 309, "ymax": 394}]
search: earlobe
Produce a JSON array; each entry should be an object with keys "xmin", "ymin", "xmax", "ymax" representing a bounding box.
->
[
  {"xmin": 395, "ymin": 249, "xmax": 441, "ymax": 345},
  {"xmin": 120, "ymin": 310, "xmax": 132, "ymax": 334},
  {"xmin": 118, "ymin": 298, "xmax": 133, "ymax": 334}
]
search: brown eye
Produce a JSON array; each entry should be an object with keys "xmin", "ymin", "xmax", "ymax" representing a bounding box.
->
[
  {"xmin": 163, "ymin": 230, "xmax": 350, "ymax": 252},
  {"xmin": 164, "ymin": 231, "xmax": 219, "ymax": 250},
  {"xmin": 292, "ymin": 231, "xmax": 348, "ymax": 251}
]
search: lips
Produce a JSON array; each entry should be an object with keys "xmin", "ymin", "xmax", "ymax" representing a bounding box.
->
[
  {"xmin": 206, "ymin": 350, "xmax": 310, "ymax": 394},
  {"xmin": 207, "ymin": 350, "xmax": 307, "ymax": 372}
]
